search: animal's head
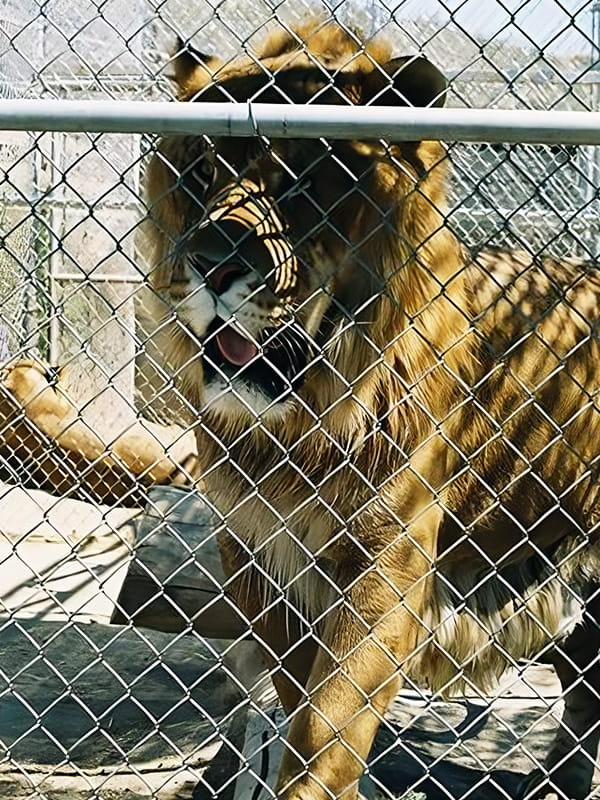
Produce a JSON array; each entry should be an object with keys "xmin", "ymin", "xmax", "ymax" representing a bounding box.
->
[{"xmin": 145, "ymin": 21, "xmax": 458, "ymax": 428}]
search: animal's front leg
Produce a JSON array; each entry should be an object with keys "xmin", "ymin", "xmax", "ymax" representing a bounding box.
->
[
  {"xmin": 219, "ymin": 535, "xmax": 319, "ymax": 715},
  {"xmin": 254, "ymin": 602, "xmax": 320, "ymax": 716},
  {"xmin": 276, "ymin": 526, "xmax": 434, "ymax": 800}
]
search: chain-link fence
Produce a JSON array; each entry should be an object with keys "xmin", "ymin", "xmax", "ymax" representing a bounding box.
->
[{"xmin": 1, "ymin": 2, "xmax": 600, "ymax": 800}]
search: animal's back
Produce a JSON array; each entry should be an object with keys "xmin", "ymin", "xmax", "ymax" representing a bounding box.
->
[
  {"xmin": 418, "ymin": 248, "xmax": 600, "ymax": 695},
  {"xmin": 454, "ymin": 250, "xmax": 600, "ymax": 546}
]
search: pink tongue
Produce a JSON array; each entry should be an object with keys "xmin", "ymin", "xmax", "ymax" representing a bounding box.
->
[{"xmin": 216, "ymin": 326, "xmax": 258, "ymax": 367}]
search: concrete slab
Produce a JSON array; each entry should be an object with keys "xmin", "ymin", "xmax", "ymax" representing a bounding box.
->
[
  {"xmin": 0, "ymin": 484, "xmax": 261, "ymax": 800},
  {"xmin": 0, "ymin": 482, "xmax": 138, "ymax": 623},
  {"xmin": 0, "ymin": 618, "xmax": 243, "ymax": 800}
]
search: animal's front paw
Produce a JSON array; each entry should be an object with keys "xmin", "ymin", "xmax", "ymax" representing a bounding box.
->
[
  {"xmin": 1, "ymin": 358, "xmax": 65, "ymax": 406},
  {"xmin": 1, "ymin": 358, "xmax": 74, "ymax": 436}
]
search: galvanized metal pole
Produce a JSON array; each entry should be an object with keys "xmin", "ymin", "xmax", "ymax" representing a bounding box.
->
[
  {"xmin": 0, "ymin": 99, "xmax": 598, "ymax": 145},
  {"xmin": 589, "ymin": 1, "xmax": 600, "ymax": 200}
]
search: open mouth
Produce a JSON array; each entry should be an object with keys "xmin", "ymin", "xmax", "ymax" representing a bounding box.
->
[{"xmin": 203, "ymin": 317, "xmax": 315, "ymax": 400}]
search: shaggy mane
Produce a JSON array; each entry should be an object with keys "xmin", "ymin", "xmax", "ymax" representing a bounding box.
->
[{"xmin": 146, "ymin": 18, "xmax": 600, "ymax": 700}]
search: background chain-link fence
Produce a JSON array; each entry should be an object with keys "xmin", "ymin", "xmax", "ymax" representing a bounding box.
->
[{"xmin": 1, "ymin": 1, "xmax": 600, "ymax": 799}]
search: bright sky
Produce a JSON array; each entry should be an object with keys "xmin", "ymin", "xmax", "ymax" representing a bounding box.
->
[
  {"xmin": 363, "ymin": 0, "xmax": 597, "ymax": 57},
  {"xmin": 338, "ymin": 0, "xmax": 600, "ymax": 57}
]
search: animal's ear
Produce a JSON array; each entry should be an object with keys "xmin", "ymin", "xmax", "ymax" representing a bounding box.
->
[
  {"xmin": 171, "ymin": 37, "xmax": 224, "ymax": 99},
  {"xmin": 362, "ymin": 56, "xmax": 447, "ymax": 108}
]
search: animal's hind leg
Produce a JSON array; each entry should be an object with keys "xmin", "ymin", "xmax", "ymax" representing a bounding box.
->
[{"xmin": 519, "ymin": 593, "xmax": 600, "ymax": 800}]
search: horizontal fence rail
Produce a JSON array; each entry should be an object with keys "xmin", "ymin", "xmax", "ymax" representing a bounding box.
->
[{"xmin": 0, "ymin": 99, "xmax": 600, "ymax": 144}]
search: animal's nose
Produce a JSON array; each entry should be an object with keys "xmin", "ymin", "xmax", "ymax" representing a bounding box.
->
[
  {"xmin": 189, "ymin": 218, "xmax": 254, "ymax": 292},
  {"xmin": 192, "ymin": 218, "xmax": 252, "ymax": 266},
  {"xmin": 188, "ymin": 190, "xmax": 299, "ymax": 300},
  {"xmin": 189, "ymin": 217, "xmax": 280, "ymax": 293}
]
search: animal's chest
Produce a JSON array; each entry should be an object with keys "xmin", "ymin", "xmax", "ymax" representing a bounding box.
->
[{"xmin": 212, "ymin": 475, "xmax": 340, "ymax": 619}]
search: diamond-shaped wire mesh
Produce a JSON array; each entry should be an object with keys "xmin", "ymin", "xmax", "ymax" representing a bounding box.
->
[{"xmin": 1, "ymin": 2, "xmax": 600, "ymax": 800}]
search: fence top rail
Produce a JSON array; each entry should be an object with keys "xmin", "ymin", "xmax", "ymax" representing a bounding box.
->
[{"xmin": 0, "ymin": 99, "xmax": 598, "ymax": 145}]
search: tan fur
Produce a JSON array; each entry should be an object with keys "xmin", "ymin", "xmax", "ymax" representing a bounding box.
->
[
  {"xmin": 0, "ymin": 359, "xmax": 198, "ymax": 504},
  {"xmin": 145, "ymin": 21, "xmax": 600, "ymax": 800},
  {"xmin": 173, "ymin": 19, "xmax": 392, "ymax": 101}
]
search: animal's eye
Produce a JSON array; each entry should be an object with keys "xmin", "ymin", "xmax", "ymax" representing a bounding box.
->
[
  {"xmin": 194, "ymin": 158, "xmax": 214, "ymax": 180},
  {"xmin": 181, "ymin": 155, "xmax": 214, "ymax": 204},
  {"xmin": 285, "ymin": 176, "xmax": 312, "ymax": 199}
]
